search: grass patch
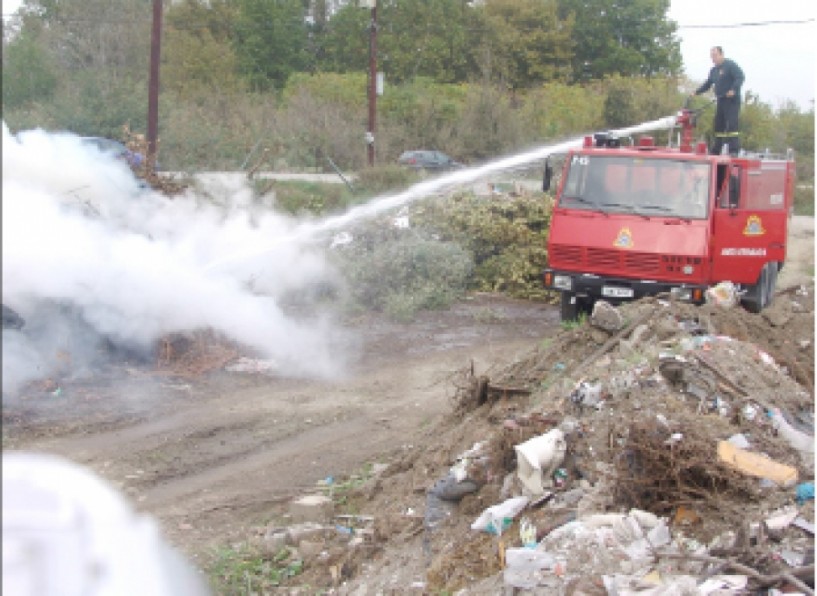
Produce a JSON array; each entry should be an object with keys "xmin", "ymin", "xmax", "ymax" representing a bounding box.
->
[
  {"xmin": 320, "ymin": 463, "xmax": 375, "ymax": 509},
  {"xmin": 353, "ymin": 164, "xmax": 422, "ymax": 196},
  {"xmin": 208, "ymin": 543, "xmax": 303, "ymax": 594},
  {"xmin": 266, "ymin": 180, "xmax": 356, "ymax": 216},
  {"xmin": 560, "ymin": 312, "xmax": 587, "ymax": 330}
]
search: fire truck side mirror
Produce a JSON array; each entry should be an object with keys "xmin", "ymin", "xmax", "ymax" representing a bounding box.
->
[{"xmin": 542, "ymin": 160, "xmax": 553, "ymax": 192}]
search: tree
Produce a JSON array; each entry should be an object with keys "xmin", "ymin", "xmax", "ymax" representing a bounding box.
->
[
  {"xmin": 3, "ymin": 0, "xmax": 151, "ymax": 136},
  {"xmin": 2, "ymin": 29, "xmax": 57, "ymax": 109},
  {"xmin": 232, "ymin": 0, "xmax": 309, "ymax": 91},
  {"xmin": 313, "ymin": 4, "xmax": 370, "ymax": 74},
  {"xmin": 473, "ymin": 0, "xmax": 574, "ymax": 89},
  {"xmin": 603, "ymin": 74, "xmax": 682, "ymax": 129},
  {"xmin": 317, "ymin": 0, "xmax": 474, "ymax": 84},
  {"xmin": 453, "ymin": 82, "xmax": 522, "ymax": 158},
  {"xmin": 558, "ymin": 0, "xmax": 681, "ymax": 82},
  {"xmin": 25, "ymin": 0, "xmax": 151, "ymax": 83},
  {"xmin": 379, "ymin": 77, "xmax": 467, "ymax": 155},
  {"xmin": 377, "ymin": 0, "xmax": 473, "ymax": 84},
  {"xmin": 164, "ymin": 0, "xmax": 244, "ymax": 96}
]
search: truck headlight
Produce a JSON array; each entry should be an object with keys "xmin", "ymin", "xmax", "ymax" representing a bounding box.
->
[
  {"xmin": 671, "ymin": 287, "xmax": 693, "ymax": 301},
  {"xmin": 553, "ymin": 275, "xmax": 573, "ymax": 291}
]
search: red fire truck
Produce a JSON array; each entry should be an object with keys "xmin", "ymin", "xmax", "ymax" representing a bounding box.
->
[{"xmin": 542, "ymin": 107, "xmax": 796, "ymax": 320}]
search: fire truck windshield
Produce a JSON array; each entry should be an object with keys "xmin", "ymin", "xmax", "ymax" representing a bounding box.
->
[{"xmin": 560, "ymin": 155, "xmax": 711, "ymax": 219}]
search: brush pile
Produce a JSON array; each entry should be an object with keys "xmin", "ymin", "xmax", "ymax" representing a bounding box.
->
[
  {"xmin": 121, "ymin": 125, "xmax": 187, "ymax": 196},
  {"xmin": 155, "ymin": 330, "xmax": 240, "ymax": 377}
]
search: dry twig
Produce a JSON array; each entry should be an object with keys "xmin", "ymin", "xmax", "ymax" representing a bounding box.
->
[{"xmin": 656, "ymin": 551, "xmax": 814, "ymax": 595}]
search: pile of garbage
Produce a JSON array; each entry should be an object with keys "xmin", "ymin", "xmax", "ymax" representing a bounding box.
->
[{"xmin": 315, "ymin": 287, "xmax": 814, "ymax": 594}]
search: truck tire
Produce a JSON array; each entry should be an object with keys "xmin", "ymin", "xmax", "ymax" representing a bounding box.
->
[
  {"xmin": 560, "ymin": 292, "xmax": 579, "ymax": 321},
  {"xmin": 765, "ymin": 263, "xmax": 778, "ymax": 307},
  {"xmin": 742, "ymin": 264, "xmax": 770, "ymax": 313}
]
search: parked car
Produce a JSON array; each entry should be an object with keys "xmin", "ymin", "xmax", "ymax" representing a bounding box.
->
[
  {"xmin": 81, "ymin": 136, "xmax": 145, "ymax": 169},
  {"xmin": 397, "ymin": 150, "xmax": 463, "ymax": 171}
]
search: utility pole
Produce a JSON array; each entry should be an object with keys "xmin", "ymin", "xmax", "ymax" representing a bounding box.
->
[
  {"xmin": 147, "ymin": 0, "xmax": 163, "ymax": 167},
  {"xmin": 366, "ymin": 2, "xmax": 377, "ymax": 167}
]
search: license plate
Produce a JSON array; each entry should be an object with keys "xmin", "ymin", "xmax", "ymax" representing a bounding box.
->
[{"xmin": 602, "ymin": 285, "xmax": 634, "ymax": 298}]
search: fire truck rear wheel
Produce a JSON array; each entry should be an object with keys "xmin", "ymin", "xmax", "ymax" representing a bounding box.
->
[
  {"xmin": 743, "ymin": 264, "xmax": 775, "ymax": 313},
  {"xmin": 765, "ymin": 263, "xmax": 778, "ymax": 307}
]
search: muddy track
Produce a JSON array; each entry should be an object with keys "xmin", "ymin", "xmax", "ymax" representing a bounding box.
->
[{"xmin": 5, "ymin": 294, "xmax": 560, "ymax": 556}]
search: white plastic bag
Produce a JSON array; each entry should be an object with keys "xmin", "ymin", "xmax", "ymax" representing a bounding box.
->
[
  {"xmin": 470, "ymin": 496, "xmax": 529, "ymax": 535},
  {"xmin": 705, "ymin": 281, "xmax": 739, "ymax": 308}
]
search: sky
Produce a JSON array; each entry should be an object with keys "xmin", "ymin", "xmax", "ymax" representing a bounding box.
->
[
  {"xmin": 2, "ymin": 0, "xmax": 814, "ymax": 110},
  {"xmin": 668, "ymin": 0, "xmax": 815, "ymax": 110}
]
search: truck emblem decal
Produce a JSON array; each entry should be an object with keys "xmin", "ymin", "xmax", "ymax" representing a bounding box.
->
[
  {"xmin": 613, "ymin": 228, "xmax": 634, "ymax": 249},
  {"xmin": 743, "ymin": 215, "xmax": 766, "ymax": 236}
]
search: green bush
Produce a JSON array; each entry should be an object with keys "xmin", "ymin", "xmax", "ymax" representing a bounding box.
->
[
  {"xmin": 331, "ymin": 226, "xmax": 473, "ymax": 320},
  {"xmin": 412, "ymin": 192, "xmax": 552, "ymax": 299}
]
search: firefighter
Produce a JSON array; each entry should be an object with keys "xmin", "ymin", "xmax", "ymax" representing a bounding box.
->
[{"xmin": 691, "ymin": 46, "xmax": 745, "ymax": 156}]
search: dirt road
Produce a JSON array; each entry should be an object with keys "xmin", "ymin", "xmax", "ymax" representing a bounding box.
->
[
  {"xmin": 4, "ymin": 215, "xmax": 813, "ymax": 575},
  {"xmin": 4, "ymin": 295, "xmax": 561, "ymax": 561}
]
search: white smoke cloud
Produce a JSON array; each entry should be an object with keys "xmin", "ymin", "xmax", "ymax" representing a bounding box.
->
[{"xmin": 2, "ymin": 123, "xmax": 346, "ymax": 394}]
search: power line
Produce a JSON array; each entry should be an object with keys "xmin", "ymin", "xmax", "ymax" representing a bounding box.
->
[{"xmin": 678, "ymin": 18, "xmax": 815, "ymax": 29}]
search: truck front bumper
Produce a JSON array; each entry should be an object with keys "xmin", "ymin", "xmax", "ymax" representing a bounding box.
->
[{"xmin": 543, "ymin": 270, "xmax": 707, "ymax": 305}]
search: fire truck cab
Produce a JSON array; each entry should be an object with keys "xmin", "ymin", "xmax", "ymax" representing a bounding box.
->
[{"xmin": 543, "ymin": 110, "xmax": 796, "ymax": 320}]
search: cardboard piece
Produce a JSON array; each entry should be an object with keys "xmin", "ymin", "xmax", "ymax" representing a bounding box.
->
[{"xmin": 717, "ymin": 441, "xmax": 798, "ymax": 487}]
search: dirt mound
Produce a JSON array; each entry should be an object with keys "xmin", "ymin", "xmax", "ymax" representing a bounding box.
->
[{"xmin": 312, "ymin": 288, "xmax": 815, "ymax": 594}]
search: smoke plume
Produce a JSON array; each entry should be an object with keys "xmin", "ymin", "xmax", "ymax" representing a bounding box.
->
[{"xmin": 2, "ymin": 123, "xmax": 345, "ymax": 395}]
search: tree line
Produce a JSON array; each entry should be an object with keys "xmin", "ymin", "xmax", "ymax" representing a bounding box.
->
[{"xmin": 2, "ymin": 0, "xmax": 813, "ymax": 179}]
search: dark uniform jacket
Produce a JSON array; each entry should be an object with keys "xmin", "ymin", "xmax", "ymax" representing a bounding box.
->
[{"xmin": 695, "ymin": 59, "xmax": 744, "ymax": 99}]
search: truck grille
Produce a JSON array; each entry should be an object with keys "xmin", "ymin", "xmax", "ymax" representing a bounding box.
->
[{"xmin": 550, "ymin": 244, "xmax": 661, "ymax": 275}]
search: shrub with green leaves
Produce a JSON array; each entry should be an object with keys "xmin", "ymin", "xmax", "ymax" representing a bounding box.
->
[
  {"xmin": 412, "ymin": 192, "xmax": 552, "ymax": 299},
  {"xmin": 331, "ymin": 225, "xmax": 473, "ymax": 320}
]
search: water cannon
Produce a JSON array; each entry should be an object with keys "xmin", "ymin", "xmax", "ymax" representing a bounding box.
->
[
  {"xmin": 676, "ymin": 108, "xmax": 696, "ymax": 153},
  {"xmin": 676, "ymin": 99, "xmax": 716, "ymax": 153}
]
